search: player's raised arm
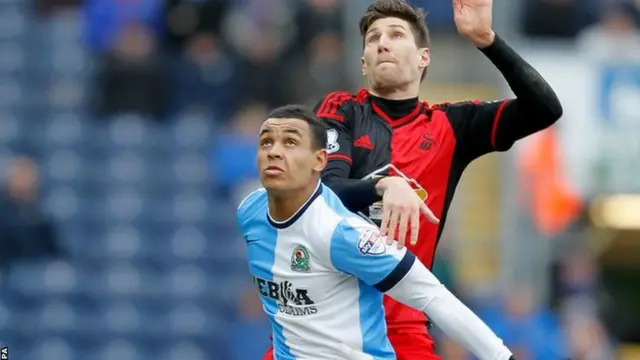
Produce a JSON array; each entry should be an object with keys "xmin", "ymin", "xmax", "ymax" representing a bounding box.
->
[
  {"xmin": 330, "ymin": 220, "xmax": 514, "ymax": 360},
  {"xmin": 445, "ymin": 0, "xmax": 563, "ymax": 160}
]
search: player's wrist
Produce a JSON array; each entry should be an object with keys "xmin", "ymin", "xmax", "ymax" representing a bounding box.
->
[
  {"xmin": 373, "ymin": 176, "xmax": 388, "ymax": 196},
  {"xmin": 374, "ymin": 176, "xmax": 402, "ymax": 196},
  {"xmin": 469, "ymin": 29, "xmax": 495, "ymax": 49}
]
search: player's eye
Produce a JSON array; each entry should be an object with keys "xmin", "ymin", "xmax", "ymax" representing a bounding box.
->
[
  {"xmin": 260, "ymin": 139, "xmax": 273, "ymax": 147},
  {"xmin": 285, "ymin": 139, "xmax": 297, "ymax": 146},
  {"xmin": 367, "ymin": 34, "xmax": 380, "ymax": 43},
  {"xmin": 392, "ymin": 31, "xmax": 404, "ymax": 39}
]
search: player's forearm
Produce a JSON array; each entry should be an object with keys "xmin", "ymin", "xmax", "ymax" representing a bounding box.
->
[
  {"xmin": 385, "ymin": 261, "xmax": 513, "ymax": 360},
  {"xmin": 480, "ymin": 34, "xmax": 563, "ymax": 125},
  {"xmin": 322, "ymin": 164, "xmax": 381, "ymax": 212}
]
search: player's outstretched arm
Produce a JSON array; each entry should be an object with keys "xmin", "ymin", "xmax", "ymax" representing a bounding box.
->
[
  {"xmin": 330, "ymin": 221, "xmax": 513, "ymax": 360},
  {"xmin": 384, "ymin": 253, "xmax": 514, "ymax": 360},
  {"xmin": 444, "ymin": 33, "xmax": 563, "ymax": 159},
  {"xmin": 446, "ymin": 0, "xmax": 563, "ymax": 160}
]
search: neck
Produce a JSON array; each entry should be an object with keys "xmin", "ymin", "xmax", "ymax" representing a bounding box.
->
[
  {"xmin": 268, "ymin": 180, "xmax": 320, "ymax": 222},
  {"xmin": 369, "ymin": 80, "xmax": 420, "ymax": 100}
]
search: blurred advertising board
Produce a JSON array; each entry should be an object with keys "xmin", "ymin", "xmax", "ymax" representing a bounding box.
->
[{"xmin": 503, "ymin": 48, "xmax": 640, "ymax": 196}]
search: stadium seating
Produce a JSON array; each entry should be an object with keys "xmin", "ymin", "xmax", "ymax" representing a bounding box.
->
[{"xmin": 0, "ymin": 7, "xmax": 244, "ymax": 359}]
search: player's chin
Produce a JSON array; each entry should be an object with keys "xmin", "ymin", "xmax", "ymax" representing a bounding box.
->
[
  {"xmin": 373, "ymin": 73, "xmax": 401, "ymax": 88},
  {"xmin": 260, "ymin": 176, "xmax": 288, "ymax": 191}
]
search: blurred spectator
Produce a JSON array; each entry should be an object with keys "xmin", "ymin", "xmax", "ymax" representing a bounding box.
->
[
  {"xmin": 0, "ymin": 156, "xmax": 61, "ymax": 270},
  {"xmin": 223, "ymin": 0, "xmax": 305, "ymax": 107},
  {"xmin": 522, "ymin": 0, "xmax": 597, "ymax": 38},
  {"xmin": 290, "ymin": 31, "xmax": 348, "ymax": 106},
  {"xmin": 551, "ymin": 245, "xmax": 618, "ymax": 354},
  {"xmin": 228, "ymin": 287, "xmax": 271, "ymax": 360},
  {"xmin": 35, "ymin": 0, "xmax": 82, "ymax": 16},
  {"xmin": 288, "ymin": 0, "xmax": 348, "ymax": 105},
  {"xmin": 564, "ymin": 309, "xmax": 616, "ymax": 360},
  {"xmin": 92, "ymin": 22, "xmax": 168, "ymax": 118},
  {"xmin": 84, "ymin": 0, "xmax": 163, "ymax": 53},
  {"xmin": 577, "ymin": 2, "xmax": 640, "ymax": 62},
  {"xmin": 164, "ymin": 0, "xmax": 230, "ymax": 50},
  {"xmin": 210, "ymin": 103, "xmax": 266, "ymax": 202},
  {"xmin": 478, "ymin": 284, "xmax": 569, "ymax": 359},
  {"xmin": 170, "ymin": 31, "xmax": 237, "ymax": 119},
  {"xmin": 555, "ymin": 252, "xmax": 600, "ymax": 303},
  {"xmin": 296, "ymin": 0, "xmax": 343, "ymax": 45}
]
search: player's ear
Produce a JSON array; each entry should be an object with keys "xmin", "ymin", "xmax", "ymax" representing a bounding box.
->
[
  {"xmin": 361, "ymin": 56, "xmax": 367, "ymax": 77},
  {"xmin": 313, "ymin": 149, "xmax": 328, "ymax": 173},
  {"xmin": 418, "ymin": 47, "xmax": 430, "ymax": 70}
]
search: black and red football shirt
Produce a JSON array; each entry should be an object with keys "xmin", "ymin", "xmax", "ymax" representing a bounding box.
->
[
  {"xmin": 313, "ymin": 34, "xmax": 562, "ymax": 334},
  {"xmin": 317, "ymin": 88, "xmax": 517, "ymax": 268},
  {"xmin": 315, "ymin": 86, "xmax": 560, "ymax": 332}
]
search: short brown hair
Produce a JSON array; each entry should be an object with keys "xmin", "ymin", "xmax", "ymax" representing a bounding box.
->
[{"xmin": 359, "ymin": 0, "xmax": 430, "ymax": 80}]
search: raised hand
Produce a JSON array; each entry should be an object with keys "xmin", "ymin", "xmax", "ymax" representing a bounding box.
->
[{"xmin": 453, "ymin": 0, "xmax": 495, "ymax": 48}]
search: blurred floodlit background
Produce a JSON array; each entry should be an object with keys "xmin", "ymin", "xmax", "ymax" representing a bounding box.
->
[{"xmin": 0, "ymin": 0, "xmax": 639, "ymax": 359}]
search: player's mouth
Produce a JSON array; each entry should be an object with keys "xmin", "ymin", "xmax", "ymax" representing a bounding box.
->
[
  {"xmin": 264, "ymin": 165, "xmax": 284, "ymax": 176},
  {"xmin": 377, "ymin": 57, "xmax": 396, "ymax": 65}
]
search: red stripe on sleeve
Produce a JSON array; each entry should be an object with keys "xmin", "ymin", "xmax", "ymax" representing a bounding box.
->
[
  {"xmin": 490, "ymin": 100, "xmax": 510, "ymax": 149},
  {"xmin": 327, "ymin": 153, "xmax": 352, "ymax": 165},
  {"xmin": 316, "ymin": 92, "xmax": 351, "ymax": 122}
]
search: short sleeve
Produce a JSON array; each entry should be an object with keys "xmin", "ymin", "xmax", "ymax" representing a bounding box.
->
[{"xmin": 329, "ymin": 220, "xmax": 415, "ymax": 292}]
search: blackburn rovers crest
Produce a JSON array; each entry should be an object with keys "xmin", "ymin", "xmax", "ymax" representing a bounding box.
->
[{"xmin": 290, "ymin": 245, "xmax": 310, "ymax": 272}]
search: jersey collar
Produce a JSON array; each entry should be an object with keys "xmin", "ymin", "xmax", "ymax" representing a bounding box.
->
[
  {"xmin": 267, "ymin": 180, "xmax": 323, "ymax": 229},
  {"xmin": 367, "ymin": 92, "xmax": 425, "ymax": 128}
]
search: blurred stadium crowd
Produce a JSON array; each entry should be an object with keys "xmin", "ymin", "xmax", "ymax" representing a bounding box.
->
[{"xmin": 0, "ymin": 0, "xmax": 639, "ymax": 359}]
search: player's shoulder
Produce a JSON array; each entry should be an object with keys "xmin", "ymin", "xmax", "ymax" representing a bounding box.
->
[
  {"xmin": 314, "ymin": 89, "xmax": 368, "ymax": 120},
  {"xmin": 236, "ymin": 188, "xmax": 267, "ymax": 227},
  {"xmin": 316, "ymin": 185, "xmax": 377, "ymax": 232},
  {"xmin": 316, "ymin": 89, "xmax": 365, "ymax": 108}
]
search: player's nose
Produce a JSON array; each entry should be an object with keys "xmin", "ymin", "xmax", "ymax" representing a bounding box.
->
[
  {"xmin": 377, "ymin": 38, "xmax": 391, "ymax": 54},
  {"xmin": 266, "ymin": 143, "xmax": 284, "ymax": 159}
]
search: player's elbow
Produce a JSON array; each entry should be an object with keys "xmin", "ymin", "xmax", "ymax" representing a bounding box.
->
[
  {"xmin": 538, "ymin": 86, "xmax": 563, "ymax": 124},
  {"xmin": 545, "ymin": 91, "xmax": 563, "ymax": 123},
  {"xmin": 519, "ymin": 89, "xmax": 563, "ymax": 130}
]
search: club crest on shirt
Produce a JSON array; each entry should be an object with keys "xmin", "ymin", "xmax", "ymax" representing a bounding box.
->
[
  {"xmin": 326, "ymin": 129, "xmax": 339, "ymax": 154},
  {"xmin": 357, "ymin": 229, "xmax": 387, "ymax": 256},
  {"xmin": 291, "ymin": 245, "xmax": 311, "ymax": 272}
]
